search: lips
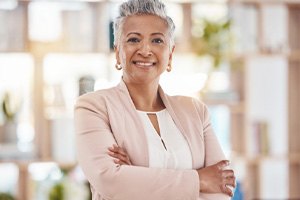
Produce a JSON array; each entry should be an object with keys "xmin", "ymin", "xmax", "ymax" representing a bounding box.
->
[{"xmin": 133, "ymin": 61, "xmax": 156, "ymax": 67}]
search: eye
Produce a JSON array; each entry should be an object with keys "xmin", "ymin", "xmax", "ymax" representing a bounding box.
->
[
  {"xmin": 127, "ymin": 37, "xmax": 140, "ymax": 43},
  {"xmin": 152, "ymin": 38, "xmax": 164, "ymax": 44}
]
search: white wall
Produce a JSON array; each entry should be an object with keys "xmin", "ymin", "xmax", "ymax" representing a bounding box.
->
[
  {"xmin": 246, "ymin": 55, "xmax": 288, "ymax": 156},
  {"xmin": 246, "ymin": 55, "xmax": 288, "ymax": 198}
]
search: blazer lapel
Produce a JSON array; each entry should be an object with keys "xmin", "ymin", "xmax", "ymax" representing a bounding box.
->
[
  {"xmin": 115, "ymin": 80, "xmax": 199, "ymax": 169},
  {"xmin": 116, "ymin": 80, "xmax": 149, "ymax": 167},
  {"xmin": 158, "ymin": 86, "xmax": 198, "ymax": 169}
]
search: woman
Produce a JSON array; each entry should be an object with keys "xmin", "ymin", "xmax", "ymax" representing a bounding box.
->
[{"xmin": 75, "ymin": 0, "xmax": 236, "ymax": 199}]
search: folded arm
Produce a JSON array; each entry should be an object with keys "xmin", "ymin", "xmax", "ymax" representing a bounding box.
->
[
  {"xmin": 193, "ymin": 99, "xmax": 236, "ymax": 199},
  {"xmin": 75, "ymin": 95, "xmax": 199, "ymax": 200}
]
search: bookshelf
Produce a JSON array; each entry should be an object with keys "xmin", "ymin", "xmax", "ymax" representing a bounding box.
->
[
  {"xmin": 0, "ymin": 0, "xmax": 299, "ymax": 199},
  {"xmin": 288, "ymin": 5, "xmax": 300, "ymax": 197},
  {"xmin": 0, "ymin": 1, "xmax": 110, "ymax": 199},
  {"xmin": 289, "ymin": 4, "xmax": 300, "ymax": 199},
  {"xmin": 227, "ymin": 1, "xmax": 300, "ymax": 199}
]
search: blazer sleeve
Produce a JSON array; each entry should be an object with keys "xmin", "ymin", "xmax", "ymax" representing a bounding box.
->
[
  {"xmin": 193, "ymin": 99, "xmax": 231, "ymax": 200},
  {"xmin": 75, "ymin": 94, "xmax": 199, "ymax": 200}
]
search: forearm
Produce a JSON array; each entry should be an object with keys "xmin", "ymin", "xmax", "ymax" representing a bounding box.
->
[
  {"xmin": 87, "ymin": 164, "xmax": 199, "ymax": 200},
  {"xmin": 76, "ymin": 128, "xmax": 199, "ymax": 200},
  {"xmin": 78, "ymin": 146, "xmax": 199, "ymax": 200}
]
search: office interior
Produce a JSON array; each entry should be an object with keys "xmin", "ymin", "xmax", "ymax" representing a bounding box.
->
[{"xmin": 0, "ymin": 0, "xmax": 299, "ymax": 199}]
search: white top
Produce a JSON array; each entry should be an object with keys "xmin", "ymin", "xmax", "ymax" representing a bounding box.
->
[{"xmin": 137, "ymin": 109, "xmax": 193, "ymax": 169}]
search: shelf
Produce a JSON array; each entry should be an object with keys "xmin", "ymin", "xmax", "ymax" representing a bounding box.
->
[
  {"xmin": 289, "ymin": 52, "xmax": 300, "ymax": 61},
  {"xmin": 0, "ymin": 143, "xmax": 36, "ymax": 161},
  {"xmin": 230, "ymin": 154, "xmax": 300, "ymax": 164},
  {"xmin": 205, "ymin": 101, "xmax": 245, "ymax": 113},
  {"xmin": 0, "ymin": 159, "xmax": 78, "ymax": 167},
  {"xmin": 229, "ymin": 0, "xmax": 300, "ymax": 4},
  {"xmin": 0, "ymin": 160, "xmax": 88, "ymax": 200},
  {"xmin": 0, "ymin": 1, "xmax": 299, "ymax": 200},
  {"xmin": 231, "ymin": 51, "xmax": 300, "ymax": 60}
]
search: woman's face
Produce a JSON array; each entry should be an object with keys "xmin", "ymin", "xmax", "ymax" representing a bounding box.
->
[{"xmin": 115, "ymin": 14, "xmax": 174, "ymax": 85}]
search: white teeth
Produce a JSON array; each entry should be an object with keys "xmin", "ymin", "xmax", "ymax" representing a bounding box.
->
[{"xmin": 135, "ymin": 62, "xmax": 154, "ymax": 66}]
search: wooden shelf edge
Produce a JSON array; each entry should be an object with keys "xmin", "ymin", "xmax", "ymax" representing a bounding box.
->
[{"xmin": 229, "ymin": 0, "xmax": 300, "ymax": 4}]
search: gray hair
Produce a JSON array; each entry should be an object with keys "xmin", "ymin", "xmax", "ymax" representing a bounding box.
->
[{"xmin": 113, "ymin": 0, "xmax": 175, "ymax": 49}]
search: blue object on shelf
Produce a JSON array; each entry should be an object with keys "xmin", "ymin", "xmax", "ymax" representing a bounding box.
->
[
  {"xmin": 208, "ymin": 105, "xmax": 230, "ymax": 157},
  {"xmin": 232, "ymin": 181, "xmax": 244, "ymax": 200}
]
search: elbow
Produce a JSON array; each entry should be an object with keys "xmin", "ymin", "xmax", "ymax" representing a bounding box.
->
[{"xmin": 78, "ymin": 160, "xmax": 121, "ymax": 199}]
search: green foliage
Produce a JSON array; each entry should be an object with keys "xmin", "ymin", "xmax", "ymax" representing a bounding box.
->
[
  {"xmin": 0, "ymin": 193, "xmax": 15, "ymax": 200},
  {"xmin": 193, "ymin": 18, "xmax": 233, "ymax": 69},
  {"xmin": 1, "ymin": 92, "xmax": 19, "ymax": 122},
  {"xmin": 49, "ymin": 183, "xmax": 64, "ymax": 200}
]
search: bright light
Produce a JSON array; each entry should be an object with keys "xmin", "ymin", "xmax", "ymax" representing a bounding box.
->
[
  {"xmin": 0, "ymin": 53, "xmax": 33, "ymax": 92},
  {"xmin": 0, "ymin": 163, "xmax": 18, "ymax": 194},
  {"xmin": 0, "ymin": 0, "xmax": 18, "ymax": 10},
  {"xmin": 43, "ymin": 53, "xmax": 109, "ymax": 113},
  {"xmin": 17, "ymin": 122, "xmax": 34, "ymax": 143},
  {"xmin": 28, "ymin": 162, "xmax": 61, "ymax": 181},
  {"xmin": 161, "ymin": 72, "xmax": 207, "ymax": 97},
  {"xmin": 192, "ymin": 3, "xmax": 228, "ymax": 22},
  {"xmin": 205, "ymin": 71, "xmax": 230, "ymax": 92},
  {"xmin": 29, "ymin": 2, "xmax": 62, "ymax": 42}
]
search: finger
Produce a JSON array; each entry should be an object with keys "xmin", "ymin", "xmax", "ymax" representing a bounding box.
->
[
  {"xmin": 113, "ymin": 147, "xmax": 131, "ymax": 164},
  {"xmin": 108, "ymin": 144, "xmax": 119, "ymax": 152},
  {"xmin": 221, "ymin": 183, "xmax": 233, "ymax": 197},
  {"xmin": 222, "ymin": 169, "xmax": 234, "ymax": 178},
  {"xmin": 109, "ymin": 144, "xmax": 119, "ymax": 152},
  {"xmin": 109, "ymin": 151, "xmax": 132, "ymax": 165},
  {"xmin": 114, "ymin": 159, "xmax": 124, "ymax": 165},
  {"xmin": 114, "ymin": 158, "xmax": 130, "ymax": 165},
  {"xmin": 217, "ymin": 160, "xmax": 230, "ymax": 170},
  {"xmin": 108, "ymin": 146, "xmax": 119, "ymax": 153},
  {"xmin": 108, "ymin": 151, "xmax": 127, "ymax": 162},
  {"xmin": 114, "ymin": 147, "xmax": 128, "ymax": 157},
  {"xmin": 225, "ymin": 176, "xmax": 236, "ymax": 188},
  {"xmin": 108, "ymin": 146, "xmax": 132, "ymax": 165},
  {"xmin": 108, "ymin": 146, "xmax": 114, "ymax": 151},
  {"xmin": 110, "ymin": 145, "xmax": 128, "ymax": 157},
  {"xmin": 108, "ymin": 151, "xmax": 118, "ymax": 158},
  {"xmin": 108, "ymin": 146, "xmax": 125, "ymax": 157}
]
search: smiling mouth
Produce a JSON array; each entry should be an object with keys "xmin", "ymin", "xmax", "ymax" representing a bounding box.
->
[{"xmin": 133, "ymin": 61, "xmax": 156, "ymax": 67}]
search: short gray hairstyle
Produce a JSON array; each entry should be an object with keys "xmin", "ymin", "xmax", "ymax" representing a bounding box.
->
[{"xmin": 113, "ymin": 0, "xmax": 175, "ymax": 49}]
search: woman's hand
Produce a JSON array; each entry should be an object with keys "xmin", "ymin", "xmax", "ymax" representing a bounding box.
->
[
  {"xmin": 108, "ymin": 144, "xmax": 132, "ymax": 165},
  {"xmin": 197, "ymin": 160, "xmax": 236, "ymax": 197}
]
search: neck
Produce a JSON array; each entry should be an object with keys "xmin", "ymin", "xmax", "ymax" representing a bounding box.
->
[{"xmin": 123, "ymin": 79, "xmax": 165, "ymax": 112}]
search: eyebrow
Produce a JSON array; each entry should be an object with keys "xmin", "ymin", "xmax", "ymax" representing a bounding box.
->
[{"xmin": 126, "ymin": 32, "xmax": 165, "ymax": 37}]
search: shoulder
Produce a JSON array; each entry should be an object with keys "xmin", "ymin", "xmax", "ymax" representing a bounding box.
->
[
  {"xmin": 75, "ymin": 86, "xmax": 118, "ymax": 111},
  {"xmin": 166, "ymin": 95, "xmax": 207, "ymax": 111},
  {"xmin": 165, "ymin": 94, "xmax": 210, "ymax": 121}
]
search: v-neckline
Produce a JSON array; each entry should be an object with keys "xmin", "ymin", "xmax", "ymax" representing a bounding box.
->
[{"xmin": 137, "ymin": 110, "xmax": 168, "ymax": 151}]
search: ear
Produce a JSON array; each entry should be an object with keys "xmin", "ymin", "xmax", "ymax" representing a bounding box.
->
[
  {"xmin": 114, "ymin": 45, "xmax": 121, "ymax": 64},
  {"xmin": 168, "ymin": 45, "xmax": 175, "ymax": 66}
]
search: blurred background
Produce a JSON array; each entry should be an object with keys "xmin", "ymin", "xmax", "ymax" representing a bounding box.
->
[{"xmin": 0, "ymin": 0, "xmax": 299, "ymax": 199}]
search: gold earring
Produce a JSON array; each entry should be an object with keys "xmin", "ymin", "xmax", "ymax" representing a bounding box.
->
[
  {"xmin": 166, "ymin": 64, "xmax": 172, "ymax": 72},
  {"xmin": 115, "ymin": 63, "xmax": 122, "ymax": 70}
]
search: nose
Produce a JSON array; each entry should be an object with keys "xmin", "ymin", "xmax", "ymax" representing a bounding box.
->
[{"xmin": 138, "ymin": 41, "xmax": 153, "ymax": 57}]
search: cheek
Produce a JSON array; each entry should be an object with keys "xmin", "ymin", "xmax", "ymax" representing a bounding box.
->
[
  {"xmin": 119, "ymin": 50, "xmax": 128, "ymax": 66},
  {"xmin": 161, "ymin": 51, "xmax": 171, "ymax": 65},
  {"xmin": 119, "ymin": 46, "xmax": 134, "ymax": 65}
]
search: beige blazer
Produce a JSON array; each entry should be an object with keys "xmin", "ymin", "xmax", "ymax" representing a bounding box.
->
[{"xmin": 75, "ymin": 80, "xmax": 230, "ymax": 200}]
